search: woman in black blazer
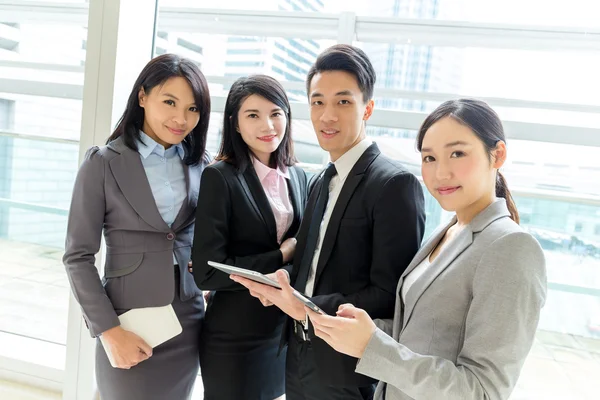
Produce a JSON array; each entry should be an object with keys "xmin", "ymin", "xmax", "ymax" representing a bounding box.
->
[{"xmin": 192, "ymin": 75, "xmax": 307, "ymax": 400}]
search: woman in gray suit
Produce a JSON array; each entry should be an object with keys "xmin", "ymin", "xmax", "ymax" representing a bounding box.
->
[
  {"xmin": 63, "ymin": 54, "xmax": 210, "ymax": 400},
  {"xmin": 306, "ymin": 99, "xmax": 547, "ymax": 400}
]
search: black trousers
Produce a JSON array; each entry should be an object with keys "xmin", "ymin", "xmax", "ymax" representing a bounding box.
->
[{"xmin": 285, "ymin": 333, "xmax": 375, "ymax": 400}]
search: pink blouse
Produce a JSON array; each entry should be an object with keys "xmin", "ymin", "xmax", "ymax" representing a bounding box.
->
[{"xmin": 252, "ymin": 158, "xmax": 294, "ymax": 244}]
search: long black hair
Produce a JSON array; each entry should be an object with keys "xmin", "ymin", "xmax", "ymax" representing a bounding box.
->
[
  {"xmin": 417, "ymin": 98, "xmax": 519, "ymax": 224},
  {"xmin": 106, "ymin": 54, "xmax": 211, "ymax": 165},
  {"xmin": 216, "ymin": 74, "xmax": 296, "ymax": 172}
]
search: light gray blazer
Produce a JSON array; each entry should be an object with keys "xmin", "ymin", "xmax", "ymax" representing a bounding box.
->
[
  {"xmin": 356, "ymin": 199, "xmax": 547, "ymax": 400},
  {"xmin": 63, "ymin": 137, "xmax": 205, "ymax": 337}
]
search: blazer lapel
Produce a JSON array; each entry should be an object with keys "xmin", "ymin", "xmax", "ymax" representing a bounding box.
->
[
  {"xmin": 171, "ymin": 162, "xmax": 202, "ymax": 231},
  {"xmin": 392, "ymin": 219, "xmax": 453, "ymax": 339},
  {"xmin": 237, "ymin": 166, "xmax": 278, "ymax": 242},
  {"xmin": 108, "ymin": 138, "xmax": 169, "ymax": 232},
  {"xmin": 402, "ymin": 226, "xmax": 473, "ymax": 329},
  {"xmin": 313, "ymin": 144, "xmax": 380, "ymax": 285},
  {"xmin": 284, "ymin": 166, "xmax": 303, "ymax": 240},
  {"xmin": 396, "ymin": 199, "xmax": 512, "ymax": 336}
]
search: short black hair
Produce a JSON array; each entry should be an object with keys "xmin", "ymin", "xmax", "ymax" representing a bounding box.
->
[
  {"xmin": 306, "ymin": 44, "xmax": 376, "ymax": 103},
  {"xmin": 217, "ymin": 74, "xmax": 296, "ymax": 172},
  {"xmin": 107, "ymin": 54, "xmax": 211, "ymax": 165}
]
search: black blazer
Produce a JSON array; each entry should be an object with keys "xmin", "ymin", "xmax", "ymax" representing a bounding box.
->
[
  {"xmin": 192, "ymin": 160, "xmax": 308, "ymax": 339},
  {"xmin": 287, "ymin": 143, "xmax": 426, "ymax": 387}
]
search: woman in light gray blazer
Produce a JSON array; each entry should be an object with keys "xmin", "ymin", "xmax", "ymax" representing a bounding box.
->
[
  {"xmin": 63, "ymin": 54, "xmax": 211, "ymax": 400},
  {"xmin": 306, "ymin": 99, "xmax": 547, "ymax": 400}
]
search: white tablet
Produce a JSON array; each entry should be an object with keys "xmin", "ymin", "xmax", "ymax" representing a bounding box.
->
[{"xmin": 207, "ymin": 261, "xmax": 282, "ymax": 289}]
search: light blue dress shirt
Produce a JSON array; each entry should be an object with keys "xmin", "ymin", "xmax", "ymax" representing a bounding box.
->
[{"xmin": 137, "ymin": 131, "xmax": 186, "ymax": 264}]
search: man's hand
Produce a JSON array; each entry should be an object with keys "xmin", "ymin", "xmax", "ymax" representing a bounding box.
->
[{"xmin": 231, "ymin": 270, "xmax": 306, "ymax": 320}]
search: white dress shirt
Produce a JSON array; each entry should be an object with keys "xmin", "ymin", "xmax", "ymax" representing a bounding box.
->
[
  {"xmin": 304, "ymin": 138, "xmax": 373, "ymax": 297},
  {"xmin": 401, "ymin": 252, "xmax": 431, "ymax": 303}
]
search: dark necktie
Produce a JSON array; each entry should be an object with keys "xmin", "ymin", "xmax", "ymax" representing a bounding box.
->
[{"xmin": 295, "ymin": 163, "xmax": 337, "ymax": 292}]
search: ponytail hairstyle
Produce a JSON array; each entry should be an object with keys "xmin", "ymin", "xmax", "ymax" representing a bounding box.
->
[{"xmin": 416, "ymin": 98, "xmax": 519, "ymax": 223}]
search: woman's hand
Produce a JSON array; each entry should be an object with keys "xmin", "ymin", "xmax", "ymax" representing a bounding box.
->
[
  {"xmin": 306, "ymin": 303, "xmax": 377, "ymax": 359},
  {"xmin": 279, "ymin": 238, "xmax": 297, "ymax": 264},
  {"xmin": 101, "ymin": 326, "xmax": 153, "ymax": 369}
]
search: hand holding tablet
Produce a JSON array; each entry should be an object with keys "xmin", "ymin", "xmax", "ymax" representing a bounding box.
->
[
  {"xmin": 207, "ymin": 261, "xmax": 282, "ymax": 289},
  {"xmin": 208, "ymin": 261, "xmax": 325, "ymax": 314}
]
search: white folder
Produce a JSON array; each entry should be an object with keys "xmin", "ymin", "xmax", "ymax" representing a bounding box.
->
[{"xmin": 100, "ymin": 304, "xmax": 182, "ymax": 368}]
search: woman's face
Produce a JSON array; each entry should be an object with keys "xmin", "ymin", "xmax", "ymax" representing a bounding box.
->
[
  {"xmin": 420, "ymin": 117, "xmax": 506, "ymax": 215},
  {"xmin": 138, "ymin": 76, "xmax": 200, "ymax": 149},
  {"xmin": 236, "ymin": 94, "xmax": 287, "ymax": 164}
]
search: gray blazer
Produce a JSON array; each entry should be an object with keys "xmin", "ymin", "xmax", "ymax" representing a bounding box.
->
[
  {"xmin": 63, "ymin": 137, "xmax": 205, "ymax": 337},
  {"xmin": 356, "ymin": 199, "xmax": 547, "ymax": 400}
]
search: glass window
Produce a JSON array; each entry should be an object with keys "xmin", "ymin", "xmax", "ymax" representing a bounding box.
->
[
  {"xmin": 0, "ymin": 13, "xmax": 87, "ymax": 369},
  {"xmin": 352, "ymin": 0, "xmax": 600, "ymax": 28},
  {"xmin": 153, "ymin": 32, "xmax": 334, "ymax": 102},
  {"xmin": 356, "ymin": 41, "xmax": 600, "ymax": 128},
  {"xmin": 164, "ymin": 0, "xmax": 333, "ymax": 12},
  {"xmin": 163, "ymin": 0, "xmax": 600, "ymax": 28}
]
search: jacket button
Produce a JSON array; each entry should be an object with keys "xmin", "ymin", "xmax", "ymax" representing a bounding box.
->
[{"xmin": 167, "ymin": 232, "xmax": 175, "ymax": 241}]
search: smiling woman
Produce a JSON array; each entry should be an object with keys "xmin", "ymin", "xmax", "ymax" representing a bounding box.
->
[
  {"xmin": 191, "ymin": 74, "xmax": 308, "ymax": 400},
  {"xmin": 107, "ymin": 53, "xmax": 211, "ymax": 165},
  {"xmin": 63, "ymin": 53, "xmax": 211, "ymax": 399},
  {"xmin": 138, "ymin": 77, "xmax": 201, "ymax": 148}
]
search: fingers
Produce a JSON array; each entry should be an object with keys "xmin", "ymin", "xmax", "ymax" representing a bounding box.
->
[
  {"xmin": 276, "ymin": 270, "xmax": 294, "ymax": 294},
  {"xmin": 257, "ymin": 293, "xmax": 273, "ymax": 306},
  {"xmin": 337, "ymin": 303, "xmax": 355, "ymax": 313},
  {"xmin": 336, "ymin": 304, "xmax": 360, "ymax": 319},
  {"xmin": 188, "ymin": 261, "xmax": 193, "ymax": 273},
  {"xmin": 307, "ymin": 307, "xmax": 353, "ymax": 331},
  {"xmin": 136, "ymin": 339, "xmax": 153, "ymax": 357},
  {"xmin": 259, "ymin": 295, "xmax": 273, "ymax": 307},
  {"xmin": 276, "ymin": 269, "xmax": 291, "ymax": 283},
  {"xmin": 232, "ymin": 275, "xmax": 278, "ymax": 297},
  {"xmin": 134, "ymin": 352, "xmax": 149, "ymax": 364},
  {"xmin": 249, "ymin": 290, "xmax": 263, "ymax": 301},
  {"xmin": 312, "ymin": 324, "xmax": 334, "ymax": 343},
  {"xmin": 114, "ymin": 356, "xmax": 139, "ymax": 369},
  {"xmin": 231, "ymin": 275, "xmax": 257, "ymax": 290}
]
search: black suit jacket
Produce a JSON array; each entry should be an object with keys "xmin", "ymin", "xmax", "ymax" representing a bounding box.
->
[
  {"xmin": 287, "ymin": 143, "xmax": 426, "ymax": 387},
  {"xmin": 192, "ymin": 160, "xmax": 308, "ymax": 341}
]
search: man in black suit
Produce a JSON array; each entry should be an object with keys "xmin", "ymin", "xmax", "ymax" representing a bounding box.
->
[{"xmin": 232, "ymin": 44, "xmax": 426, "ymax": 399}]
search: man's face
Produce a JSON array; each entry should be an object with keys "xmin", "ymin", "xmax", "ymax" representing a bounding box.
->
[{"xmin": 308, "ymin": 71, "xmax": 374, "ymax": 161}]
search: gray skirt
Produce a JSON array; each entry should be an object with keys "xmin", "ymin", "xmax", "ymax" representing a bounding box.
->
[{"xmin": 95, "ymin": 269, "xmax": 203, "ymax": 400}]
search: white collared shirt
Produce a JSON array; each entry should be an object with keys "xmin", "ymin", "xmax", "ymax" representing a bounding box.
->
[{"xmin": 304, "ymin": 138, "xmax": 373, "ymax": 296}]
